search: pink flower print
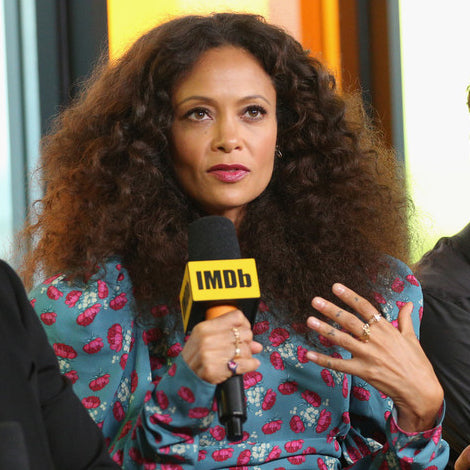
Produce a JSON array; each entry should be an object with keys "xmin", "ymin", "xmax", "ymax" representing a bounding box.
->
[
  {"xmin": 83, "ymin": 337, "xmax": 104, "ymax": 354},
  {"xmin": 188, "ymin": 407, "xmax": 210, "ymax": 418},
  {"xmin": 76, "ymin": 303, "xmax": 101, "ymax": 326},
  {"xmin": 297, "ymin": 345, "xmax": 308, "ymax": 363},
  {"xmin": 129, "ymin": 447, "xmax": 143, "ymax": 464},
  {"xmin": 113, "ymin": 401, "xmax": 125, "ymax": 421},
  {"xmin": 406, "ymin": 274, "xmax": 419, "ymax": 286},
  {"xmin": 258, "ymin": 300, "xmax": 269, "ymax": 312},
  {"xmin": 168, "ymin": 364, "xmax": 176, "ymax": 376},
  {"xmin": 144, "ymin": 390, "xmax": 152, "ymax": 403},
  {"xmin": 118, "ymin": 421, "xmax": 133, "ymax": 440},
  {"xmin": 65, "ymin": 290, "xmax": 82, "ymax": 307},
  {"xmin": 64, "ymin": 370, "xmax": 78, "ymax": 384},
  {"xmin": 318, "ymin": 335, "xmax": 333, "ymax": 347},
  {"xmin": 327, "ymin": 427, "xmax": 339, "ymax": 444},
  {"xmin": 117, "ymin": 272, "xmax": 125, "ymax": 282},
  {"xmin": 352, "ymin": 385, "xmax": 371, "ymax": 401},
  {"xmin": 107, "ymin": 324, "xmax": 123, "ymax": 351},
  {"xmin": 391, "ymin": 277, "xmax": 405, "ymax": 293},
  {"xmin": 262, "ymin": 419, "xmax": 282, "ymax": 434},
  {"xmin": 47, "ymin": 285, "xmax": 63, "ymax": 300},
  {"xmin": 346, "ymin": 445, "xmax": 361, "ymax": 463},
  {"xmin": 110, "ymin": 292, "xmax": 127, "ymax": 310},
  {"xmin": 288, "ymin": 455, "xmax": 306, "ymax": 465},
  {"xmin": 262, "ymin": 388, "xmax": 277, "ymax": 410},
  {"xmin": 284, "ymin": 439, "xmax": 304, "ymax": 453},
  {"xmin": 212, "ymin": 448, "xmax": 234, "ymax": 462},
  {"xmin": 266, "ymin": 446, "xmax": 281, "ymax": 461},
  {"xmin": 143, "ymin": 327, "xmax": 162, "ymax": 345},
  {"xmin": 317, "ymin": 458, "xmax": 328, "ymax": 470},
  {"xmin": 419, "ymin": 305, "xmax": 423, "ymax": 321},
  {"xmin": 353, "ymin": 434, "xmax": 371, "ymax": 456},
  {"xmin": 243, "ymin": 371, "xmax": 262, "ymax": 389},
  {"xmin": 342, "ymin": 412, "xmax": 350, "ymax": 424},
  {"xmin": 209, "ymin": 425, "xmax": 226, "ymax": 441},
  {"xmin": 321, "ymin": 368, "xmax": 335, "ymax": 387},
  {"xmin": 270, "ymin": 351, "xmax": 285, "ymax": 370},
  {"xmin": 178, "ymin": 386, "xmax": 195, "ymax": 403},
  {"xmin": 151, "ymin": 304, "xmax": 169, "ymax": 317},
  {"xmin": 30, "ymin": 298, "xmax": 36, "ymax": 308},
  {"xmin": 396, "ymin": 300, "xmax": 407, "ymax": 309},
  {"xmin": 373, "ymin": 292, "xmax": 386, "ymax": 304},
  {"xmin": 167, "ymin": 343, "xmax": 183, "ymax": 357},
  {"xmin": 82, "ymin": 396, "xmax": 100, "ymax": 409},
  {"xmin": 44, "ymin": 273, "xmax": 61, "ymax": 284},
  {"xmin": 301, "ymin": 390, "xmax": 321, "ymax": 407},
  {"xmin": 198, "ymin": 450, "xmax": 207, "ymax": 461},
  {"xmin": 89, "ymin": 373, "xmax": 110, "ymax": 391},
  {"xmin": 40, "ymin": 312, "xmax": 57, "ymax": 325},
  {"xmin": 53, "ymin": 342, "xmax": 77, "ymax": 359},
  {"xmin": 316, "ymin": 409, "xmax": 332, "ymax": 433},
  {"xmin": 150, "ymin": 413, "xmax": 172, "ymax": 425},
  {"xmin": 97, "ymin": 280, "xmax": 108, "ymax": 299},
  {"xmin": 252, "ymin": 320, "xmax": 269, "ymax": 335},
  {"xmin": 290, "ymin": 415, "xmax": 305, "ymax": 433},
  {"xmin": 342, "ymin": 374, "xmax": 349, "ymax": 398},
  {"xmin": 156, "ymin": 390, "xmax": 169, "ymax": 410},
  {"xmin": 278, "ymin": 381, "xmax": 298, "ymax": 395},
  {"xmin": 237, "ymin": 449, "xmax": 251, "ymax": 465},
  {"xmin": 120, "ymin": 353, "xmax": 128, "ymax": 369},
  {"xmin": 130, "ymin": 370, "xmax": 138, "ymax": 393},
  {"xmin": 269, "ymin": 327, "xmax": 289, "ymax": 346},
  {"xmin": 112, "ymin": 450, "xmax": 123, "ymax": 465}
]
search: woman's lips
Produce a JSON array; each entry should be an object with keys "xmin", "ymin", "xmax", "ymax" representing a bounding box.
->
[{"xmin": 208, "ymin": 164, "xmax": 250, "ymax": 183}]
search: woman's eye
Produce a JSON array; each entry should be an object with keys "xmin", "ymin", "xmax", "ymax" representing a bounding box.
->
[
  {"xmin": 186, "ymin": 108, "xmax": 210, "ymax": 121},
  {"xmin": 244, "ymin": 106, "xmax": 267, "ymax": 120}
]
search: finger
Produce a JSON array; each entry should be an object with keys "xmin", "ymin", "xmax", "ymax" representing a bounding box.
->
[
  {"xmin": 305, "ymin": 348, "xmax": 359, "ymax": 376},
  {"xmin": 311, "ymin": 296, "xmax": 367, "ymax": 341},
  {"xmin": 397, "ymin": 301, "xmax": 415, "ymax": 338},
  {"xmin": 306, "ymin": 315, "xmax": 364, "ymax": 352},
  {"xmin": 331, "ymin": 283, "xmax": 379, "ymax": 322}
]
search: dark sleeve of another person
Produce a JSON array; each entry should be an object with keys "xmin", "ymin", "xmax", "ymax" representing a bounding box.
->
[
  {"xmin": 0, "ymin": 260, "xmax": 119, "ymax": 470},
  {"xmin": 420, "ymin": 291, "xmax": 470, "ymax": 469}
]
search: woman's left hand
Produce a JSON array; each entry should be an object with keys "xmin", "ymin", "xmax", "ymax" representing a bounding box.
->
[{"xmin": 306, "ymin": 283, "xmax": 443, "ymax": 433}]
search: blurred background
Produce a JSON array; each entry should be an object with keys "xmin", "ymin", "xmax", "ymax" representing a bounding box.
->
[{"xmin": 1, "ymin": 0, "xmax": 469, "ymax": 264}]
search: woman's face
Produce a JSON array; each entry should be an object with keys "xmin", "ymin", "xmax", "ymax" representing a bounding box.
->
[{"xmin": 170, "ymin": 46, "xmax": 277, "ymax": 226}]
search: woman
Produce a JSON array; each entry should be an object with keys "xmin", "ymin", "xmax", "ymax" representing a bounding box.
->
[{"xmin": 21, "ymin": 13, "xmax": 448, "ymax": 469}]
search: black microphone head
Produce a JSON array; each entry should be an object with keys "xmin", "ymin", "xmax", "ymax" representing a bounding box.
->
[{"xmin": 188, "ymin": 216, "xmax": 241, "ymax": 261}]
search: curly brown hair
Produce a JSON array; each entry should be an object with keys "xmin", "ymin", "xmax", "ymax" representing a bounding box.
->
[{"xmin": 20, "ymin": 13, "xmax": 411, "ymax": 324}]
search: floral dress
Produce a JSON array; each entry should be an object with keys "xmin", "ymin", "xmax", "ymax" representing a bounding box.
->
[{"xmin": 29, "ymin": 258, "xmax": 449, "ymax": 469}]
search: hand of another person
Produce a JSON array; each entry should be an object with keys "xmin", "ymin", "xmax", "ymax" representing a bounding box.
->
[
  {"xmin": 181, "ymin": 309, "xmax": 262, "ymax": 384},
  {"xmin": 455, "ymin": 445, "xmax": 470, "ymax": 470},
  {"xmin": 306, "ymin": 283, "xmax": 443, "ymax": 433}
]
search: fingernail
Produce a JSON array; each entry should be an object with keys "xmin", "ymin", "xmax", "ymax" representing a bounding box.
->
[
  {"xmin": 306, "ymin": 351, "xmax": 318, "ymax": 361},
  {"xmin": 307, "ymin": 316, "xmax": 320, "ymax": 328},
  {"xmin": 333, "ymin": 283, "xmax": 345, "ymax": 294},
  {"xmin": 312, "ymin": 297, "xmax": 325, "ymax": 308}
]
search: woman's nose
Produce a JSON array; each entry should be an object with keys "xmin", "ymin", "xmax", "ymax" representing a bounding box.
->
[{"xmin": 211, "ymin": 116, "xmax": 241, "ymax": 153}]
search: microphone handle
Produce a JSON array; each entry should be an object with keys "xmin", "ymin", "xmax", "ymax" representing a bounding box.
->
[{"xmin": 206, "ymin": 304, "xmax": 247, "ymax": 442}]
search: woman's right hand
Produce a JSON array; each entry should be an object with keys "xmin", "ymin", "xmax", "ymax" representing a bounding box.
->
[
  {"xmin": 181, "ymin": 309, "xmax": 262, "ymax": 384},
  {"xmin": 455, "ymin": 445, "xmax": 470, "ymax": 470}
]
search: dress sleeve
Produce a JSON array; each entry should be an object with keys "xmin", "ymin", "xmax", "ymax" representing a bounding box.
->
[
  {"xmin": 341, "ymin": 259, "xmax": 449, "ymax": 469},
  {"xmin": 29, "ymin": 263, "xmax": 136, "ymax": 427}
]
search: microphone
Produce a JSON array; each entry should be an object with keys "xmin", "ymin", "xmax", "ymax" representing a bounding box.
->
[{"xmin": 179, "ymin": 216, "xmax": 260, "ymax": 441}]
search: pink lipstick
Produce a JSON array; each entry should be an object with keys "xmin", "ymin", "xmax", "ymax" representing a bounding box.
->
[{"xmin": 208, "ymin": 164, "xmax": 250, "ymax": 183}]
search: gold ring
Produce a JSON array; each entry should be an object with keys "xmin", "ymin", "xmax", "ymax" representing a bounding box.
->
[
  {"xmin": 233, "ymin": 347, "xmax": 241, "ymax": 359},
  {"xmin": 231, "ymin": 327, "xmax": 241, "ymax": 359},
  {"xmin": 232, "ymin": 327, "xmax": 240, "ymax": 341},
  {"xmin": 361, "ymin": 322, "xmax": 371, "ymax": 342}
]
